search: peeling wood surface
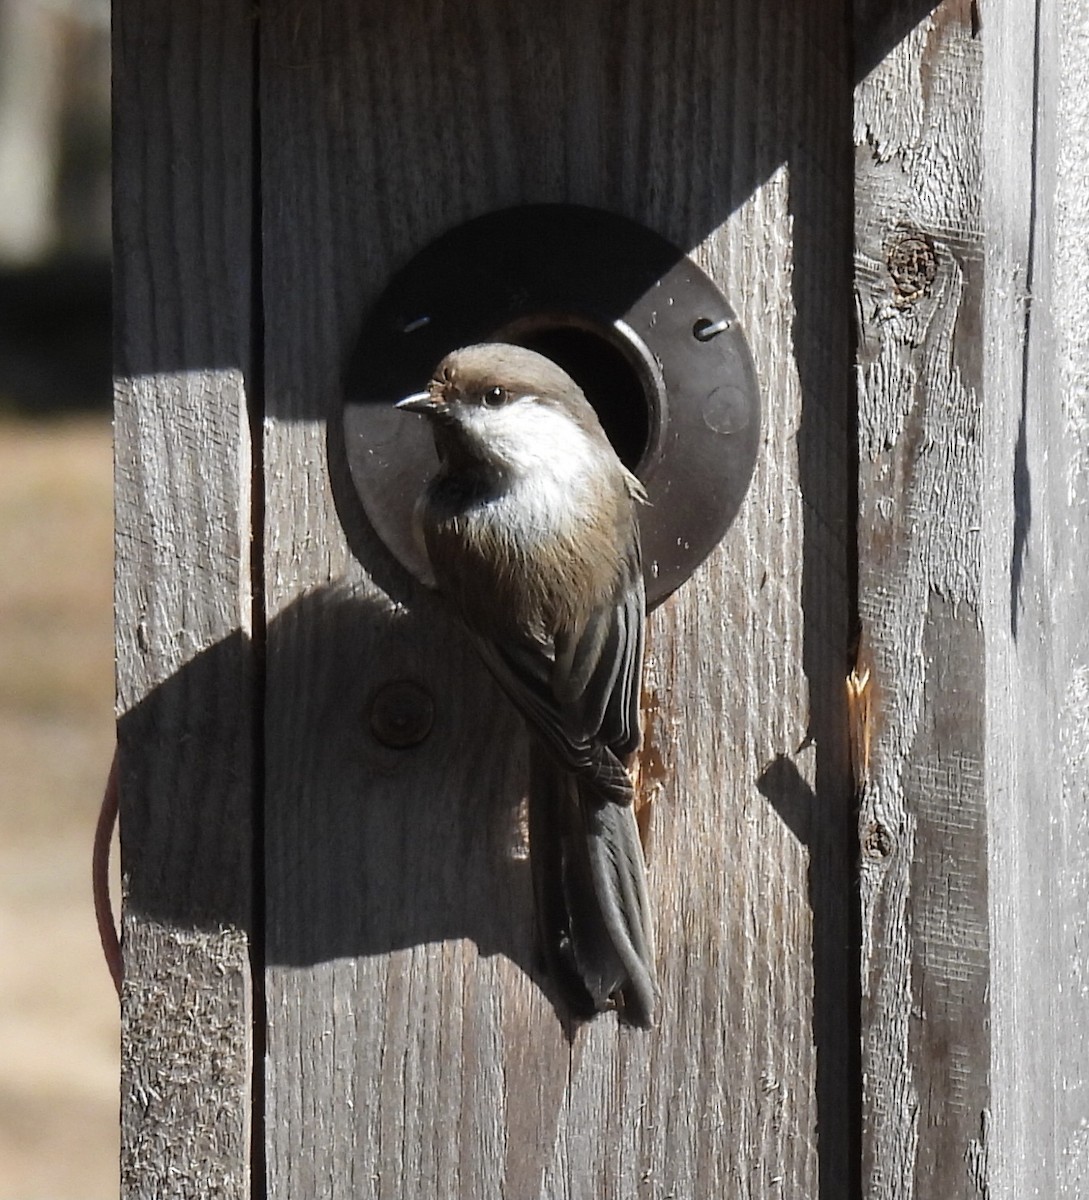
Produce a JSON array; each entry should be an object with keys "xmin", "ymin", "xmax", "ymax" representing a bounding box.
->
[
  {"xmin": 258, "ymin": 3, "xmax": 854, "ymax": 1197},
  {"xmin": 855, "ymin": 1, "xmax": 1089, "ymax": 1195},
  {"xmin": 853, "ymin": 4, "xmax": 990, "ymax": 1197},
  {"xmin": 983, "ymin": 0, "xmax": 1089, "ymax": 1195},
  {"xmin": 113, "ymin": 3, "xmax": 256, "ymax": 1196}
]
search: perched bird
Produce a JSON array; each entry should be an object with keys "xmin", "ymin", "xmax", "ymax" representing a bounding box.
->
[{"xmin": 397, "ymin": 343, "xmax": 658, "ymax": 1026}]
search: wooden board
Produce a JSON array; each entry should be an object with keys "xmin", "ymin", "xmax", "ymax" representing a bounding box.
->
[
  {"xmin": 113, "ymin": 1, "xmax": 1089, "ymax": 1193},
  {"xmin": 113, "ymin": 3, "xmax": 257, "ymax": 1196},
  {"xmin": 257, "ymin": 2, "xmax": 855, "ymax": 1197},
  {"xmin": 853, "ymin": 3, "xmax": 991, "ymax": 1196},
  {"xmin": 983, "ymin": 0, "xmax": 1089, "ymax": 1194}
]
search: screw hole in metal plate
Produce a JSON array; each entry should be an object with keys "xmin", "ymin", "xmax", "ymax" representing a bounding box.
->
[{"xmin": 342, "ymin": 204, "xmax": 760, "ymax": 609}]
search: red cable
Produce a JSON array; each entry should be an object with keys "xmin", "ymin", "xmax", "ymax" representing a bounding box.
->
[{"xmin": 93, "ymin": 745, "xmax": 122, "ymax": 998}]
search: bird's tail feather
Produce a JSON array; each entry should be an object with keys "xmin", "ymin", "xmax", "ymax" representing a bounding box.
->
[{"xmin": 529, "ymin": 743, "xmax": 658, "ymax": 1027}]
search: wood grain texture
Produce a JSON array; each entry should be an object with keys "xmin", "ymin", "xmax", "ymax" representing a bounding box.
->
[
  {"xmin": 984, "ymin": 0, "xmax": 1089, "ymax": 1194},
  {"xmin": 111, "ymin": 0, "xmax": 1089, "ymax": 1191},
  {"xmin": 113, "ymin": 2, "xmax": 256, "ymax": 1196},
  {"xmin": 258, "ymin": 2, "xmax": 854, "ymax": 1197},
  {"xmin": 853, "ymin": 4, "xmax": 990, "ymax": 1196}
]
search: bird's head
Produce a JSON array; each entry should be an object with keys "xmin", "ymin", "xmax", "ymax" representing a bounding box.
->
[{"xmin": 396, "ymin": 343, "xmax": 612, "ymax": 484}]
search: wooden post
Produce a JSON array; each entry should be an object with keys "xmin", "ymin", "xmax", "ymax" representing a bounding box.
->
[
  {"xmin": 113, "ymin": 1, "xmax": 1089, "ymax": 1197},
  {"xmin": 114, "ymin": 3, "xmax": 257, "ymax": 1196},
  {"xmin": 982, "ymin": 0, "xmax": 1089, "ymax": 1193},
  {"xmin": 853, "ymin": 4, "xmax": 991, "ymax": 1195},
  {"xmin": 258, "ymin": 3, "xmax": 853, "ymax": 1196},
  {"xmin": 854, "ymin": 1, "xmax": 1089, "ymax": 1197}
]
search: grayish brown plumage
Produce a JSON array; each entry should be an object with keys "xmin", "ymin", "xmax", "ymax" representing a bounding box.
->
[{"xmin": 397, "ymin": 343, "xmax": 658, "ymax": 1026}]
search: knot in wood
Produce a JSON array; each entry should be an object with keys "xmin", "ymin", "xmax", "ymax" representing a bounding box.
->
[
  {"xmin": 367, "ymin": 680, "xmax": 434, "ymax": 748},
  {"xmin": 862, "ymin": 820, "xmax": 895, "ymax": 861},
  {"xmin": 886, "ymin": 232, "xmax": 937, "ymax": 304}
]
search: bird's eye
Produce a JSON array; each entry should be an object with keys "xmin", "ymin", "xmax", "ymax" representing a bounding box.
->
[{"xmin": 481, "ymin": 386, "xmax": 507, "ymax": 408}]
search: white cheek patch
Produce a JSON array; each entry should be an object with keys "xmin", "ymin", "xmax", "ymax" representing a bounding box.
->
[
  {"xmin": 459, "ymin": 398, "xmax": 600, "ymax": 538},
  {"xmin": 459, "ymin": 398, "xmax": 599, "ymax": 480}
]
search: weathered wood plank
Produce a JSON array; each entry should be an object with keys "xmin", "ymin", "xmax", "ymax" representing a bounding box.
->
[
  {"xmin": 113, "ymin": 3, "xmax": 256, "ymax": 1196},
  {"xmin": 853, "ymin": 4, "xmax": 990, "ymax": 1196},
  {"xmin": 110, "ymin": 0, "xmax": 1089, "ymax": 1191},
  {"xmin": 259, "ymin": 2, "xmax": 854, "ymax": 1197},
  {"xmin": 984, "ymin": 0, "xmax": 1089, "ymax": 1194}
]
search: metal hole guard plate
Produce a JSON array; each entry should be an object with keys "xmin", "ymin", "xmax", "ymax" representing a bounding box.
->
[{"xmin": 342, "ymin": 204, "xmax": 760, "ymax": 609}]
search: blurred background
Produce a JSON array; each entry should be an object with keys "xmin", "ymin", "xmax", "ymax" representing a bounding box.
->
[{"xmin": 0, "ymin": 1, "xmax": 117, "ymax": 1196}]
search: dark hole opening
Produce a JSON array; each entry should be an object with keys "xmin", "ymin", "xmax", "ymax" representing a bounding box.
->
[{"xmin": 501, "ymin": 322, "xmax": 653, "ymax": 471}]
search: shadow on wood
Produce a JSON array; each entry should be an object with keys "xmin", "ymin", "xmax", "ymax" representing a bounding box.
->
[{"xmin": 119, "ymin": 581, "xmax": 578, "ymax": 1011}]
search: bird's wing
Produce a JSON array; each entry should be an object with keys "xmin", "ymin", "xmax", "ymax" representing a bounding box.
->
[
  {"xmin": 470, "ymin": 537, "xmax": 645, "ymax": 771},
  {"xmin": 470, "ymin": 633, "xmax": 594, "ymax": 769},
  {"xmin": 554, "ymin": 537, "xmax": 644, "ymax": 757}
]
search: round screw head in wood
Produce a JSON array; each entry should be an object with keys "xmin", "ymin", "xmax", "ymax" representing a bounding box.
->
[{"xmin": 367, "ymin": 680, "xmax": 434, "ymax": 748}]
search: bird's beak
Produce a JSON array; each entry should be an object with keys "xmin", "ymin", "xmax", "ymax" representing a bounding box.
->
[{"xmin": 395, "ymin": 391, "xmax": 441, "ymax": 414}]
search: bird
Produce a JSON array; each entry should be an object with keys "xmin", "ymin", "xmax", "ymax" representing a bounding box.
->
[{"xmin": 396, "ymin": 342, "xmax": 658, "ymax": 1027}]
